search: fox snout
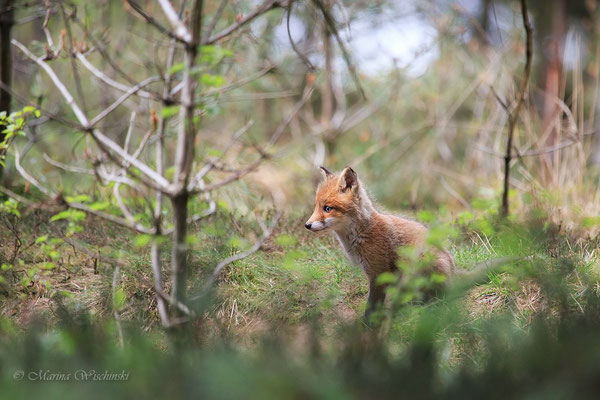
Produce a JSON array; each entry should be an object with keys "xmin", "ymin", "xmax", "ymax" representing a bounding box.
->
[
  {"xmin": 304, "ymin": 216, "xmax": 333, "ymax": 232},
  {"xmin": 304, "ymin": 217, "xmax": 320, "ymax": 232}
]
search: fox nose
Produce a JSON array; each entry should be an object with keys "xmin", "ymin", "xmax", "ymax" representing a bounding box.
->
[{"xmin": 304, "ymin": 222, "xmax": 312, "ymax": 230}]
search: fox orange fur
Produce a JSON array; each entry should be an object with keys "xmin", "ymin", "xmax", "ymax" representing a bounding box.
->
[{"xmin": 305, "ymin": 166, "xmax": 454, "ymax": 318}]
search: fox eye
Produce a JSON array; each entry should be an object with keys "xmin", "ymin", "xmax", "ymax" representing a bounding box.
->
[{"xmin": 323, "ymin": 205, "xmax": 332, "ymax": 213}]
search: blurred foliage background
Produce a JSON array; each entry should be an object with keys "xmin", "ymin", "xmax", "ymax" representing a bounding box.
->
[{"xmin": 2, "ymin": 0, "xmax": 600, "ymax": 398}]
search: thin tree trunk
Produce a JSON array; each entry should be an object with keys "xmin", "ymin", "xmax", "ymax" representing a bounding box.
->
[
  {"xmin": 540, "ymin": 0, "xmax": 565, "ymax": 185},
  {"xmin": 0, "ymin": 0, "xmax": 12, "ymax": 113},
  {"xmin": 321, "ymin": 16, "xmax": 333, "ymax": 125},
  {"xmin": 321, "ymin": 0, "xmax": 335, "ymax": 158},
  {"xmin": 169, "ymin": 0, "xmax": 203, "ymax": 314},
  {"xmin": 501, "ymin": 0, "xmax": 532, "ymax": 218},
  {"xmin": 170, "ymin": 192, "xmax": 189, "ymax": 311},
  {"xmin": 0, "ymin": 0, "xmax": 14, "ymax": 174}
]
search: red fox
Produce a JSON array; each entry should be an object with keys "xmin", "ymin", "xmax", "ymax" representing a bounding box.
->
[{"xmin": 305, "ymin": 166, "xmax": 455, "ymax": 319}]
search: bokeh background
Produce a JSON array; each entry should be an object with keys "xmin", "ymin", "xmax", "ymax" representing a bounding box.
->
[{"xmin": 2, "ymin": 1, "xmax": 600, "ymax": 398}]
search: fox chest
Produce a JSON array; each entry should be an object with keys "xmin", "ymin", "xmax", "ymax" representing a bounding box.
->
[{"xmin": 334, "ymin": 232, "xmax": 393, "ymax": 275}]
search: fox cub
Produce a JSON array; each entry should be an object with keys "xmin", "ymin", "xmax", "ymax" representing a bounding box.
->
[{"xmin": 305, "ymin": 166, "xmax": 454, "ymax": 318}]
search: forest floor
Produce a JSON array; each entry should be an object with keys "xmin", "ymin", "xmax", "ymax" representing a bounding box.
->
[{"xmin": 1, "ymin": 207, "xmax": 599, "ymax": 344}]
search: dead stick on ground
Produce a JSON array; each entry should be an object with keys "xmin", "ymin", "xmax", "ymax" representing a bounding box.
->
[{"xmin": 501, "ymin": 0, "xmax": 532, "ymax": 217}]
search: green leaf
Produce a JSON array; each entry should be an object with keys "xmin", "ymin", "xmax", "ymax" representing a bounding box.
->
[
  {"xmin": 35, "ymin": 235, "xmax": 48, "ymax": 244},
  {"xmin": 89, "ymin": 201, "xmax": 110, "ymax": 211},
  {"xmin": 206, "ymin": 148, "xmax": 224, "ymax": 158},
  {"xmin": 23, "ymin": 106, "xmax": 36, "ymax": 115},
  {"xmin": 376, "ymin": 272, "xmax": 398, "ymax": 285},
  {"xmin": 168, "ymin": 62, "xmax": 184, "ymax": 75},
  {"xmin": 161, "ymin": 105, "xmax": 180, "ymax": 119},
  {"xmin": 65, "ymin": 194, "xmax": 91, "ymax": 203},
  {"xmin": 43, "ymin": 262, "xmax": 55, "ymax": 270},
  {"xmin": 113, "ymin": 287, "xmax": 126, "ymax": 311},
  {"xmin": 200, "ymin": 73, "xmax": 225, "ymax": 87},
  {"xmin": 430, "ymin": 273, "xmax": 447, "ymax": 284},
  {"xmin": 134, "ymin": 234, "xmax": 152, "ymax": 248},
  {"xmin": 417, "ymin": 210, "xmax": 435, "ymax": 223}
]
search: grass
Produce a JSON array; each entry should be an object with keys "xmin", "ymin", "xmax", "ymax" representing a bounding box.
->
[
  {"xmin": 3, "ymin": 203, "xmax": 600, "ymax": 399},
  {"xmin": 2, "ymin": 203, "xmax": 599, "ymax": 338}
]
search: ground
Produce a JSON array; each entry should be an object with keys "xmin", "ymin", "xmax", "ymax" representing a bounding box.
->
[{"xmin": 1, "ymin": 205, "xmax": 599, "ymax": 344}]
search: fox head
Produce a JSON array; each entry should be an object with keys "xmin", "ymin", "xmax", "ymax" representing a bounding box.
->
[{"xmin": 305, "ymin": 166, "xmax": 363, "ymax": 232}]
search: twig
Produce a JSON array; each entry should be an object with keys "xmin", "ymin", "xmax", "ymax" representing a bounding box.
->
[
  {"xmin": 204, "ymin": 210, "xmax": 281, "ymax": 289},
  {"xmin": 311, "ymin": 0, "xmax": 366, "ymax": 100},
  {"xmin": 205, "ymin": 0, "xmax": 229, "ymax": 38},
  {"xmin": 151, "ymin": 242, "xmax": 171, "ymax": 326},
  {"xmin": 0, "ymin": 185, "xmax": 36, "ymax": 206},
  {"xmin": 75, "ymin": 52, "xmax": 153, "ymax": 99},
  {"xmin": 156, "ymin": 0, "xmax": 192, "ymax": 42},
  {"xmin": 60, "ymin": 2, "xmax": 87, "ymax": 113},
  {"xmin": 440, "ymin": 177, "xmax": 472, "ymax": 211},
  {"xmin": 43, "ymin": 153, "xmax": 94, "ymax": 175},
  {"xmin": 187, "ymin": 119, "xmax": 254, "ymax": 190},
  {"xmin": 287, "ymin": 0, "xmax": 314, "ymax": 71},
  {"xmin": 112, "ymin": 266, "xmax": 125, "ymax": 348},
  {"xmin": 89, "ymin": 76, "xmax": 158, "ymax": 127},
  {"xmin": 11, "ymin": 39, "xmax": 87, "ymax": 125},
  {"xmin": 125, "ymin": 0, "xmax": 189, "ymax": 44},
  {"xmin": 194, "ymin": 88, "xmax": 313, "ymax": 194},
  {"xmin": 500, "ymin": 0, "xmax": 532, "ymax": 217},
  {"xmin": 68, "ymin": 201, "xmax": 155, "ymax": 234},
  {"xmin": 204, "ymin": 0, "xmax": 285, "ymax": 45},
  {"xmin": 12, "ymin": 39, "xmax": 170, "ymax": 191},
  {"xmin": 14, "ymin": 149, "xmax": 53, "ymax": 196},
  {"xmin": 63, "ymin": 237, "xmax": 189, "ymax": 322}
]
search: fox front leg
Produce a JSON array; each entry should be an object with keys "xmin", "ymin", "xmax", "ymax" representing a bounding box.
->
[{"xmin": 364, "ymin": 279, "xmax": 386, "ymax": 324}]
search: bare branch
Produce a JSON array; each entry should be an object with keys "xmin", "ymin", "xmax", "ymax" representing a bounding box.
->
[
  {"xmin": 192, "ymin": 87, "xmax": 313, "ymax": 194},
  {"xmin": 205, "ymin": 0, "xmax": 229, "ymax": 38},
  {"xmin": 43, "ymin": 153, "xmax": 94, "ymax": 175},
  {"xmin": 312, "ymin": 0, "xmax": 366, "ymax": 100},
  {"xmin": 125, "ymin": 0, "xmax": 189, "ymax": 44},
  {"xmin": 187, "ymin": 119, "xmax": 254, "ymax": 191},
  {"xmin": 152, "ymin": 242, "xmax": 171, "ymax": 326},
  {"xmin": 113, "ymin": 183, "xmax": 136, "ymax": 224},
  {"xmin": 156, "ymin": 0, "xmax": 193, "ymax": 42},
  {"xmin": 60, "ymin": 3, "xmax": 87, "ymax": 113},
  {"xmin": 124, "ymin": 112, "xmax": 136, "ymax": 153},
  {"xmin": 204, "ymin": 0, "xmax": 285, "ymax": 45},
  {"xmin": 74, "ymin": 52, "xmax": 153, "ymax": 99},
  {"xmin": 204, "ymin": 209, "xmax": 281, "ymax": 289},
  {"xmin": 90, "ymin": 129, "xmax": 171, "ymax": 191},
  {"xmin": 111, "ymin": 266, "xmax": 125, "ymax": 348},
  {"xmin": 287, "ymin": 1, "xmax": 315, "ymax": 71},
  {"xmin": 203, "ymin": 64, "xmax": 275, "ymax": 96},
  {"xmin": 89, "ymin": 77, "xmax": 159, "ymax": 127},
  {"xmin": 161, "ymin": 200, "xmax": 216, "ymax": 235},
  {"xmin": 14, "ymin": 149, "xmax": 53, "ymax": 196},
  {"xmin": 0, "ymin": 185, "xmax": 36, "ymax": 207},
  {"xmin": 68, "ymin": 201, "xmax": 155, "ymax": 234},
  {"xmin": 8, "ymin": 42, "xmax": 167, "ymax": 188},
  {"xmin": 12, "ymin": 39, "xmax": 88, "ymax": 126}
]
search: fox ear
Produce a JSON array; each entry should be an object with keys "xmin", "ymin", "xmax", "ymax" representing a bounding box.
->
[
  {"xmin": 319, "ymin": 166, "xmax": 332, "ymax": 178},
  {"xmin": 338, "ymin": 166, "xmax": 358, "ymax": 192}
]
